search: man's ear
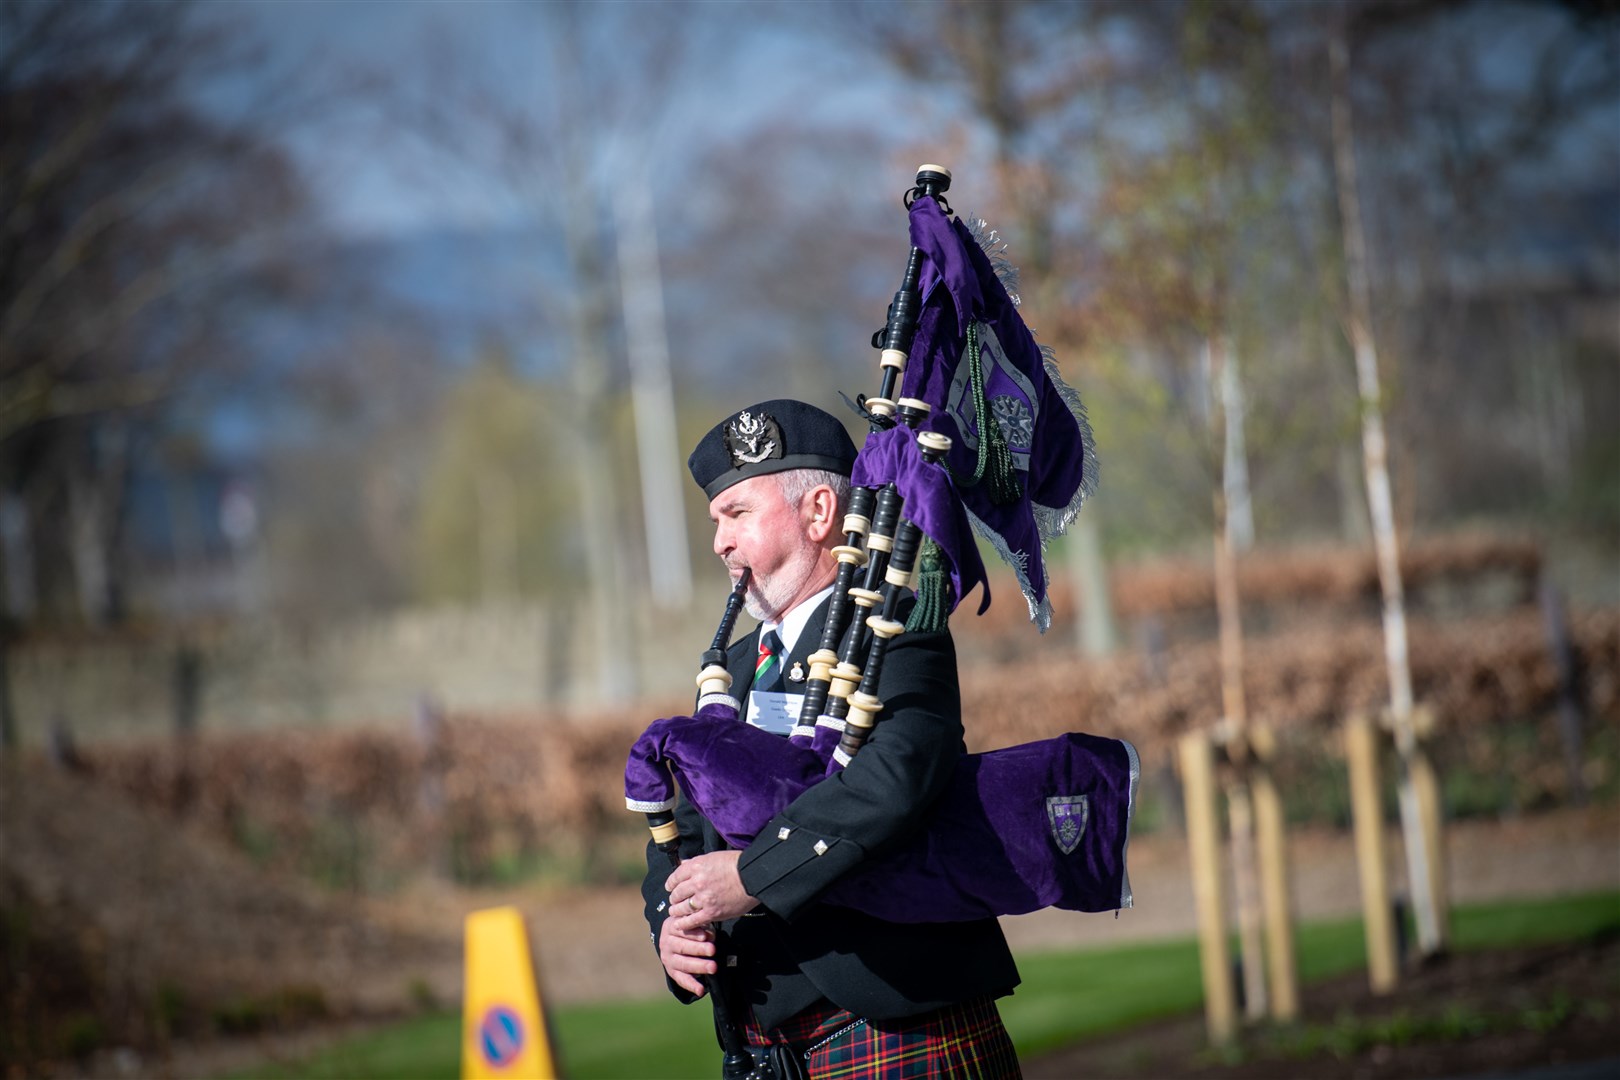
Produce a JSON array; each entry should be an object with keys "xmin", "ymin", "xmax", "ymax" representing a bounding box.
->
[{"xmin": 804, "ymin": 485, "xmax": 839, "ymax": 543}]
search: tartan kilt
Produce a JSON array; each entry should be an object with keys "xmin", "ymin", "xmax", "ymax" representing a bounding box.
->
[{"xmin": 744, "ymin": 996, "xmax": 1022, "ymax": 1079}]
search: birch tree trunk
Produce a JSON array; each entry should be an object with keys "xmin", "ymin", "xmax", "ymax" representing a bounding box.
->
[
  {"xmin": 615, "ymin": 173, "xmax": 692, "ymax": 612},
  {"xmin": 562, "ymin": 207, "xmax": 638, "ymax": 706},
  {"xmin": 557, "ymin": 16, "xmax": 637, "ymax": 706},
  {"xmin": 1219, "ymin": 336, "xmax": 1254, "ymax": 553},
  {"xmin": 1330, "ymin": 25, "xmax": 1442, "ymax": 957},
  {"xmin": 1208, "ymin": 332, "xmax": 1267, "ymax": 1021},
  {"xmin": 1071, "ymin": 512, "xmax": 1117, "ymax": 655}
]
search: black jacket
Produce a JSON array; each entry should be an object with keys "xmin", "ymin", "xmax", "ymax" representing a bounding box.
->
[{"xmin": 642, "ymin": 595, "xmax": 1020, "ymax": 1031}]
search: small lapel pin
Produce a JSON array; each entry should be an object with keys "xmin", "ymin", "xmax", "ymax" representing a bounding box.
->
[{"xmin": 789, "ymin": 661, "xmax": 805, "ymax": 683}]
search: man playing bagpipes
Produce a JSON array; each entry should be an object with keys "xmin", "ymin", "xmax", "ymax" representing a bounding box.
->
[
  {"xmin": 635, "ymin": 167, "xmax": 1138, "ymax": 1079},
  {"xmin": 645, "ymin": 399, "xmax": 1025, "ymax": 1078}
]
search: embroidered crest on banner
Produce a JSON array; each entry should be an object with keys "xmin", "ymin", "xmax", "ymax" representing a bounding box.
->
[
  {"xmin": 1046, "ymin": 794, "xmax": 1090, "ymax": 855},
  {"xmin": 944, "ymin": 322, "xmax": 1039, "ymax": 472},
  {"xmin": 725, "ymin": 410, "xmax": 784, "ymax": 466},
  {"xmin": 991, "ymin": 394, "xmax": 1035, "ymax": 447}
]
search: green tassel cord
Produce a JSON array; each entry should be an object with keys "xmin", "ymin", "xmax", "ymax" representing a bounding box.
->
[
  {"xmin": 905, "ymin": 537, "xmax": 952, "ymax": 634},
  {"xmin": 960, "ymin": 321, "xmax": 1022, "ymax": 507},
  {"xmin": 910, "ymin": 320, "xmax": 1030, "ymax": 634}
]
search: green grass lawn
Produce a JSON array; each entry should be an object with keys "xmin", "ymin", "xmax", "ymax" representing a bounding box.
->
[{"xmin": 231, "ymin": 890, "xmax": 1620, "ymax": 1080}]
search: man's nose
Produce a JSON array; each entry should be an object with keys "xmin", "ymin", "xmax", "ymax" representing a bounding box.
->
[{"xmin": 712, "ymin": 522, "xmax": 732, "ymax": 559}]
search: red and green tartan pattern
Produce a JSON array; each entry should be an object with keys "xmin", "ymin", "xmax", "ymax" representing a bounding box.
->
[{"xmin": 745, "ymin": 996, "xmax": 1021, "ymax": 1079}]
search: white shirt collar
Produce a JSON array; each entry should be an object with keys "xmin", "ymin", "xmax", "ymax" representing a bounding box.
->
[{"xmin": 760, "ymin": 583, "xmax": 836, "ymax": 657}]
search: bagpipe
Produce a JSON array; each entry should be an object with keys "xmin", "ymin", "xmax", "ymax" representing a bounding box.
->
[
  {"xmin": 627, "ymin": 165, "xmax": 1137, "ymax": 925},
  {"xmin": 642, "ymin": 569, "xmax": 759, "ymax": 1080}
]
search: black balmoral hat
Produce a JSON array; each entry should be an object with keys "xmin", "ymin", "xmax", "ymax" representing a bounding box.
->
[{"xmin": 688, "ymin": 399, "xmax": 857, "ymax": 500}]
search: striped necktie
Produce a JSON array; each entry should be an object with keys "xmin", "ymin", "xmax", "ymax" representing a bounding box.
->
[{"xmin": 754, "ymin": 629, "xmax": 785, "ymax": 693}]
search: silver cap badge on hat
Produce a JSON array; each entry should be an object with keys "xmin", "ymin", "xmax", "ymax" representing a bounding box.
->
[{"xmin": 725, "ymin": 410, "xmax": 783, "ymax": 466}]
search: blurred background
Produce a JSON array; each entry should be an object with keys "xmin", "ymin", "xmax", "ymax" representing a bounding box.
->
[{"xmin": 1, "ymin": 0, "xmax": 1616, "ymax": 1076}]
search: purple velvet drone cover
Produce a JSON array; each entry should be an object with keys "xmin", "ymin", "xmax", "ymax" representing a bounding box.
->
[
  {"xmin": 822, "ymin": 730, "xmax": 1136, "ymax": 920},
  {"xmin": 850, "ymin": 424, "xmax": 989, "ymax": 615},
  {"xmin": 625, "ymin": 707, "xmax": 1137, "ymax": 921},
  {"xmin": 901, "ymin": 196, "xmax": 1092, "ymax": 622},
  {"xmin": 625, "ymin": 699, "xmax": 826, "ymax": 837}
]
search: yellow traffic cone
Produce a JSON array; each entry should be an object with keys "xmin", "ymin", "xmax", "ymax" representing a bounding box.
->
[{"xmin": 462, "ymin": 907, "xmax": 560, "ymax": 1079}]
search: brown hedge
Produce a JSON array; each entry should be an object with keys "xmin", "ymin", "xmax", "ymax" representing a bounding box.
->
[{"xmin": 80, "ymin": 604, "xmax": 1616, "ymax": 890}]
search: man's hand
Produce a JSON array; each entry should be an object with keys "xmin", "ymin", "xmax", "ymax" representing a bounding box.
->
[
  {"xmin": 659, "ymin": 852, "xmax": 756, "ymax": 998},
  {"xmin": 665, "ymin": 850, "xmax": 758, "ymax": 933},
  {"xmin": 658, "ymin": 918, "xmax": 715, "ymax": 998}
]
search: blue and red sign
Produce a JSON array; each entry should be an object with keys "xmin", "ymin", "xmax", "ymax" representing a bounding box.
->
[{"xmin": 478, "ymin": 1005, "xmax": 526, "ymax": 1069}]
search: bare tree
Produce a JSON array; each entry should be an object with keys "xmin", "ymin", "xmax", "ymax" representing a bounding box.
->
[
  {"xmin": 0, "ymin": 0, "xmax": 361, "ymax": 629},
  {"xmin": 391, "ymin": 1, "xmax": 736, "ymax": 703}
]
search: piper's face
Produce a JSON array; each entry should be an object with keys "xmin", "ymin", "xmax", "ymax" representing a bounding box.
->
[{"xmin": 709, "ymin": 474, "xmax": 826, "ymax": 623}]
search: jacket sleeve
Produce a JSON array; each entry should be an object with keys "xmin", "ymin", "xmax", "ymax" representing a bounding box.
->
[
  {"xmin": 641, "ymin": 791, "xmax": 715, "ymax": 1004},
  {"xmin": 735, "ymin": 625, "xmax": 962, "ymax": 922}
]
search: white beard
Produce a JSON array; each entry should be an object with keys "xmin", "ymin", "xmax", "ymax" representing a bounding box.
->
[
  {"xmin": 742, "ymin": 546, "xmax": 821, "ymax": 624},
  {"xmin": 743, "ymin": 577, "xmax": 786, "ymax": 623}
]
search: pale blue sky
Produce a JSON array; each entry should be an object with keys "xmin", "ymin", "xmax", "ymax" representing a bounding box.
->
[{"xmin": 221, "ymin": 0, "xmax": 965, "ymax": 239}]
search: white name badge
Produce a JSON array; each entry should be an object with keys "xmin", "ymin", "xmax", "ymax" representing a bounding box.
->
[{"xmin": 746, "ymin": 691, "xmax": 804, "ymax": 736}]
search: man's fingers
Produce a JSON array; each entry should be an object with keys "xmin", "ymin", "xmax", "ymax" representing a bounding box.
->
[
  {"xmin": 667, "ymin": 888, "xmax": 704, "ymax": 916},
  {"xmin": 671, "ymin": 971, "xmax": 709, "ymax": 997},
  {"xmin": 659, "ymin": 925, "xmax": 714, "ymax": 961},
  {"xmin": 669, "ymin": 927, "xmax": 714, "ymax": 954},
  {"xmin": 660, "ymin": 929, "xmax": 717, "ymax": 997},
  {"xmin": 663, "ymin": 950, "xmax": 716, "ymax": 974},
  {"xmin": 667, "ymin": 908, "xmax": 706, "ymax": 935},
  {"xmin": 668, "ymin": 885, "xmax": 709, "ymax": 911}
]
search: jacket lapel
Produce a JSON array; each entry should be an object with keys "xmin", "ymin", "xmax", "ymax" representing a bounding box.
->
[
  {"xmin": 784, "ymin": 599, "xmax": 831, "ymax": 691},
  {"xmin": 725, "ymin": 623, "xmax": 755, "ymax": 702},
  {"xmin": 727, "ymin": 594, "xmax": 834, "ymax": 707}
]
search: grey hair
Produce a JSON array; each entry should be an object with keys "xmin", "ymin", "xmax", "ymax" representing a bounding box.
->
[{"xmin": 775, "ymin": 468, "xmax": 851, "ymax": 519}]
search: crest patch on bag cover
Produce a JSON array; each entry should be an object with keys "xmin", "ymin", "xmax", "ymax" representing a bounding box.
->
[
  {"xmin": 1046, "ymin": 794, "xmax": 1089, "ymax": 855},
  {"xmin": 724, "ymin": 410, "xmax": 784, "ymax": 467}
]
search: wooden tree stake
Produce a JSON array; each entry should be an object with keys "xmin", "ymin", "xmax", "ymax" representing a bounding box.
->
[
  {"xmin": 1180, "ymin": 729, "xmax": 1236, "ymax": 1043},
  {"xmin": 1409, "ymin": 706, "xmax": 1450, "ymax": 948},
  {"xmin": 1225, "ymin": 781, "xmax": 1269, "ymax": 1021},
  {"xmin": 1251, "ymin": 727, "xmax": 1298, "ymax": 1021},
  {"xmin": 1345, "ymin": 713, "xmax": 1398, "ymax": 993}
]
